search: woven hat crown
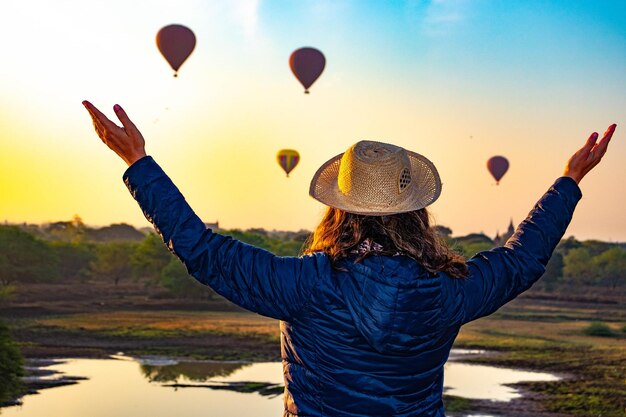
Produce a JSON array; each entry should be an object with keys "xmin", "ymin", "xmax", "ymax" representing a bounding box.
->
[
  {"xmin": 338, "ymin": 141, "xmax": 411, "ymax": 202},
  {"xmin": 310, "ymin": 140, "xmax": 442, "ymax": 215}
]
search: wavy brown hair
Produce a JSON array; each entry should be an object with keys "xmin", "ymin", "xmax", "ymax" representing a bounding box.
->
[{"xmin": 302, "ymin": 207, "xmax": 468, "ymax": 278}]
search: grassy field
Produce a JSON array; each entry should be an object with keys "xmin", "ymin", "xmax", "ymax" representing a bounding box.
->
[
  {"xmin": 39, "ymin": 311, "xmax": 280, "ymax": 341},
  {"xmin": 2, "ymin": 291, "xmax": 625, "ymax": 416},
  {"xmin": 454, "ymin": 297, "xmax": 626, "ymax": 417},
  {"xmin": 8, "ymin": 311, "xmax": 280, "ymax": 361}
]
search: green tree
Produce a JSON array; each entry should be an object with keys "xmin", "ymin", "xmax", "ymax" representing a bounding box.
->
[
  {"xmin": 0, "ymin": 320, "xmax": 24, "ymax": 404},
  {"xmin": 224, "ymin": 229, "xmax": 271, "ymax": 250},
  {"xmin": 159, "ymin": 258, "xmax": 213, "ymax": 299},
  {"xmin": 272, "ymin": 240, "xmax": 305, "ymax": 256},
  {"xmin": 223, "ymin": 229, "xmax": 310, "ymax": 256},
  {"xmin": 89, "ymin": 242, "xmax": 137, "ymax": 286},
  {"xmin": 452, "ymin": 233, "xmax": 494, "ymax": 258},
  {"xmin": 0, "ymin": 226, "xmax": 60, "ymax": 286},
  {"xmin": 562, "ymin": 247, "xmax": 595, "ymax": 286},
  {"xmin": 48, "ymin": 241, "xmax": 96, "ymax": 282},
  {"xmin": 460, "ymin": 242, "xmax": 494, "ymax": 258},
  {"xmin": 592, "ymin": 247, "xmax": 626, "ymax": 289},
  {"xmin": 131, "ymin": 233, "xmax": 172, "ymax": 282}
]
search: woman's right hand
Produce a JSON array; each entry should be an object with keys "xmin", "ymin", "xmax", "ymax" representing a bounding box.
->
[{"xmin": 564, "ymin": 124, "xmax": 617, "ymax": 184}]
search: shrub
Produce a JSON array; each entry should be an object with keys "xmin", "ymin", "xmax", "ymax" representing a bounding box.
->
[
  {"xmin": 0, "ymin": 320, "xmax": 24, "ymax": 404},
  {"xmin": 0, "ymin": 285, "xmax": 16, "ymax": 302},
  {"xmin": 582, "ymin": 322, "xmax": 616, "ymax": 337}
]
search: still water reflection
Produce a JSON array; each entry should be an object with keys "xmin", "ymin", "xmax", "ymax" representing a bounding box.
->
[{"xmin": 3, "ymin": 351, "xmax": 558, "ymax": 417}]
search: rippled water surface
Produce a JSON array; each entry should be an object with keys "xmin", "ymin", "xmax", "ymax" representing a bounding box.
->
[{"xmin": 3, "ymin": 351, "xmax": 558, "ymax": 417}]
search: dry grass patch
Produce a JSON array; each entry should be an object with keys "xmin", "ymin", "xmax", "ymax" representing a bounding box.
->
[
  {"xmin": 38, "ymin": 311, "xmax": 279, "ymax": 338},
  {"xmin": 459, "ymin": 318, "xmax": 625, "ymax": 348}
]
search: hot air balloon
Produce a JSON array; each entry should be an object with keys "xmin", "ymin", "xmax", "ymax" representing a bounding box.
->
[
  {"xmin": 487, "ymin": 156, "xmax": 509, "ymax": 185},
  {"xmin": 289, "ymin": 47, "xmax": 325, "ymax": 94},
  {"xmin": 156, "ymin": 24, "xmax": 196, "ymax": 77},
  {"xmin": 277, "ymin": 149, "xmax": 300, "ymax": 177}
]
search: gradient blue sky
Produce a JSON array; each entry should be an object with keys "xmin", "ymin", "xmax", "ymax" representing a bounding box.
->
[{"xmin": 0, "ymin": 1, "xmax": 625, "ymax": 240}]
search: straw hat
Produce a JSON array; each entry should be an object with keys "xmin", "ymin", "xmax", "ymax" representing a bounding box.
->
[{"xmin": 309, "ymin": 140, "xmax": 442, "ymax": 215}]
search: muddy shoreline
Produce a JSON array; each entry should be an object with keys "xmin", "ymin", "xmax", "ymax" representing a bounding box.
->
[
  {"xmin": 6, "ymin": 345, "xmax": 572, "ymax": 417},
  {"xmin": 2, "ymin": 288, "xmax": 624, "ymax": 417}
]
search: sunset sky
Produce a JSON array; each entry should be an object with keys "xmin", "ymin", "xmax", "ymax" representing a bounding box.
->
[{"xmin": 1, "ymin": 1, "xmax": 625, "ymax": 241}]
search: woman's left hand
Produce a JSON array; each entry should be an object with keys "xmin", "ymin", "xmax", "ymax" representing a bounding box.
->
[{"xmin": 83, "ymin": 101, "xmax": 147, "ymax": 167}]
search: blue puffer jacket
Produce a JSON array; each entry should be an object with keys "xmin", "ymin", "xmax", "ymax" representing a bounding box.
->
[{"xmin": 123, "ymin": 156, "xmax": 582, "ymax": 417}]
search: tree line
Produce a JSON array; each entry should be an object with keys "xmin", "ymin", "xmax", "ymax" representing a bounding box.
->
[
  {"xmin": 443, "ymin": 232, "xmax": 625, "ymax": 293},
  {"xmin": 0, "ymin": 221, "xmax": 310, "ymax": 299},
  {"xmin": 0, "ymin": 221, "xmax": 624, "ymax": 298}
]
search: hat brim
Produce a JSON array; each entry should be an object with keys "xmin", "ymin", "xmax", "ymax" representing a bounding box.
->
[{"xmin": 309, "ymin": 149, "xmax": 442, "ymax": 215}]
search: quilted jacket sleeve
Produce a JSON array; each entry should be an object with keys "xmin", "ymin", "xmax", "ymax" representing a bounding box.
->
[
  {"xmin": 122, "ymin": 156, "xmax": 325, "ymax": 321},
  {"xmin": 445, "ymin": 177, "xmax": 582, "ymax": 325}
]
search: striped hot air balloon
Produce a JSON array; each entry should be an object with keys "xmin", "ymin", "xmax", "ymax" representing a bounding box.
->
[{"xmin": 277, "ymin": 149, "xmax": 300, "ymax": 177}]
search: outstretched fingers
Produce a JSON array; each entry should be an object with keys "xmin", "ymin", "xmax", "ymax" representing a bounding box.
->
[
  {"xmin": 578, "ymin": 125, "xmax": 616, "ymax": 164},
  {"xmin": 84, "ymin": 109, "xmax": 105, "ymax": 139},
  {"xmin": 583, "ymin": 131, "xmax": 599, "ymax": 151},
  {"xmin": 83, "ymin": 102, "xmax": 102, "ymax": 130},
  {"xmin": 572, "ymin": 132, "xmax": 599, "ymax": 161},
  {"xmin": 83, "ymin": 101, "xmax": 121, "ymax": 134},
  {"xmin": 586, "ymin": 124, "xmax": 617, "ymax": 171},
  {"xmin": 593, "ymin": 124, "xmax": 616, "ymax": 156},
  {"xmin": 83, "ymin": 101, "xmax": 105, "ymax": 124},
  {"xmin": 563, "ymin": 124, "xmax": 617, "ymax": 184},
  {"xmin": 113, "ymin": 104, "xmax": 138, "ymax": 134}
]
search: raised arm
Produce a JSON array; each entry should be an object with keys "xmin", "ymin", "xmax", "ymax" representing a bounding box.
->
[
  {"xmin": 83, "ymin": 101, "xmax": 327, "ymax": 320},
  {"xmin": 446, "ymin": 124, "xmax": 617, "ymax": 325}
]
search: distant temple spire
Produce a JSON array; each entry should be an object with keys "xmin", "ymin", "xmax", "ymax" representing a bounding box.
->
[{"xmin": 494, "ymin": 219, "xmax": 515, "ymax": 246}]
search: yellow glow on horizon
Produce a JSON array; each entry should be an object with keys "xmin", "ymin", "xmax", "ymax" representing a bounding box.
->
[{"xmin": 1, "ymin": 1, "xmax": 625, "ymax": 241}]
